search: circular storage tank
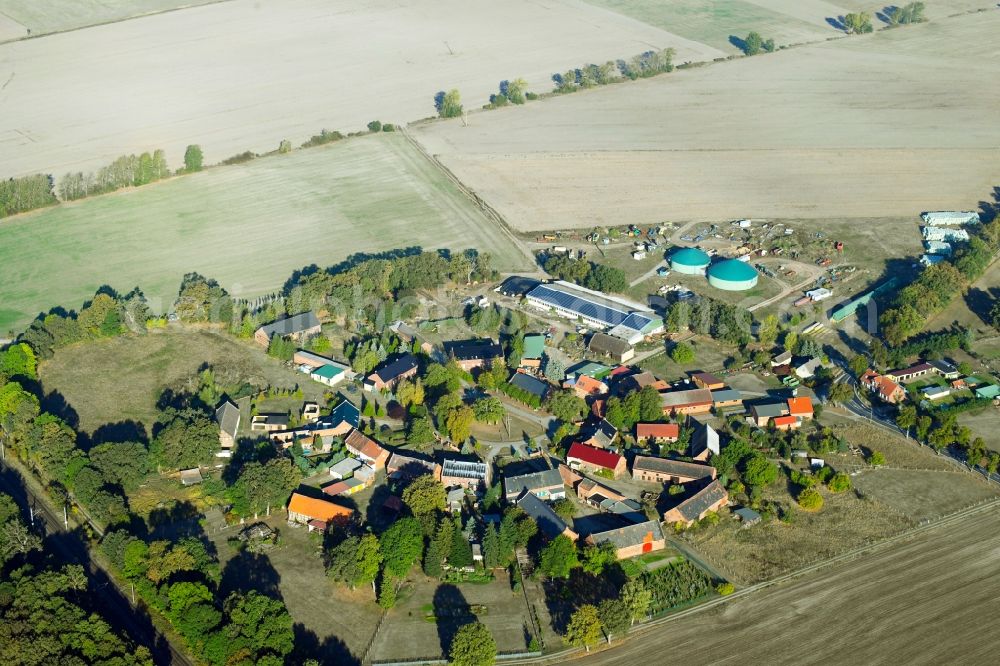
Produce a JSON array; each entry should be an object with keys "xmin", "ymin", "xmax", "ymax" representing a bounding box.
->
[
  {"xmin": 669, "ymin": 247, "xmax": 711, "ymax": 275},
  {"xmin": 707, "ymin": 259, "xmax": 759, "ymax": 291}
]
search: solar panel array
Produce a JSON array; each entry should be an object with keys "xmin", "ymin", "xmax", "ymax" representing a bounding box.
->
[{"xmin": 527, "ymin": 284, "xmax": 634, "ymax": 327}]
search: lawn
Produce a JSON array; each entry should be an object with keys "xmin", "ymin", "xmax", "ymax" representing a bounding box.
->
[
  {"xmin": 0, "ymin": 132, "xmax": 532, "ymax": 334},
  {"xmin": 38, "ymin": 326, "xmax": 329, "ymax": 436}
]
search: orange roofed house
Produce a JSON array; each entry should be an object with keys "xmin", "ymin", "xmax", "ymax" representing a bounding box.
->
[
  {"xmin": 772, "ymin": 415, "xmax": 800, "ymax": 431},
  {"xmin": 860, "ymin": 369, "xmax": 906, "ymax": 404},
  {"xmin": 287, "ymin": 492, "xmax": 353, "ymax": 532},
  {"xmin": 786, "ymin": 396, "xmax": 814, "ymax": 420},
  {"xmin": 564, "ymin": 374, "xmax": 608, "ymax": 400},
  {"xmin": 635, "ymin": 423, "xmax": 680, "ymax": 444},
  {"xmin": 345, "ymin": 429, "xmax": 390, "ymax": 469}
]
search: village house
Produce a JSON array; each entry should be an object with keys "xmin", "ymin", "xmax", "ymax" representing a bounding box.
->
[
  {"xmin": 215, "ymin": 400, "xmax": 240, "ymax": 449},
  {"xmin": 386, "ymin": 451, "xmax": 439, "ymax": 480},
  {"xmin": 772, "ymin": 415, "xmax": 800, "ymax": 431},
  {"xmin": 886, "ymin": 362, "xmax": 934, "ymax": 383},
  {"xmin": 250, "ymin": 413, "xmax": 288, "ymax": 433},
  {"xmin": 585, "ymin": 520, "xmax": 666, "ymax": 559},
  {"xmin": 440, "ymin": 457, "xmax": 491, "ymax": 491},
  {"xmin": 345, "ymin": 429, "xmax": 390, "ymax": 469},
  {"xmin": 503, "ymin": 464, "xmax": 565, "ymax": 502},
  {"xmin": 635, "ymin": 422, "xmax": 679, "ymax": 445},
  {"xmin": 620, "ymin": 370, "xmax": 669, "ymax": 394},
  {"xmin": 566, "ymin": 443, "xmax": 627, "ymax": 478},
  {"xmin": 711, "ymin": 389, "xmax": 744, "ymax": 411},
  {"xmin": 515, "ymin": 491, "xmax": 577, "ymax": 541},
  {"xmin": 520, "ymin": 334, "xmax": 546, "ymax": 369},
  {"xmin": 365, "ymin": 354, "xmax": 419, "ymax": 392},
  {"xmin": 860, "ymin": 369, "xmax": 907, "ymax": 404},
  {"xmin": 302, "ymin": 402, "xmax": 321, "ymax": 422},
  {"xmin": 323, "ymin": 477, "xmax": 367, "ymax": 497},
  {"xmin": 929, "ymin": 359, "xmax": 961, "ymax": 380},
  {"xmin": 270, "ymin": 400, "xmax": 360, "ymax": 446},
  {"xmin": 328, "ymin": 457, "xmax": 362, "ymax": 480},
  {"xmin": 632, "ymin": 456, "xmax": 717, "ymax": 484},
  {"xmin": 579, "ymin": 419, "xmax": 618, "ymax": 449},
  {"xmin": 509, "ymin": 372, "xmax": 550, "ymax": 402},
  {"xmin": 310, "ymin": 364, "xmax": 347, "ymax": 387},
  {"xmin": 563, "ymin": 373, "xmax": 608, "ymax": 400},
  {"xmin": 587, "ymin": 332, "xmax": 635, "ymax": 364},
  {"xmin": 662, "ymin": 480, "xmax": 729, "ymax": 527},
  {"xmin": 254, "ymin": 311, "xmax": 321, "ymax": 346},
  {"xmin": 794, "ymin": 357, "xmax": 823, "ymax": 380},
  {"xmin": 660, "ymin": 388, "xmax": 713, "ymax": 416},
  {"xmin": 691, "ymin": 372, "xmax": 725, "ymax": 391},
  {"xmin": 389, "ymin": 320, "xmax": 434, "ymax": 355},
  {"xmin": 690, "ymin": 423, "xmax": 720, "ymax": 462},
  {"xmin": 292, "ymin": 350, "xmax": 354, "ymax": 380},
  {"xmin": 771, "ymin": 349, "xmax": 792, "ymax": 368},
  {"xmin": 566, "ymin": 472, "xmax": 645, "ymax": 523},
  {"xmin": 286, "ymin": 492, "xmax": 353, "ymax": 532},
  {"xmin": 749, "ymin": 402, "xmax": 788, "ymax": 427},
  {"xmin": 787, "ymin": 396, "xmax": 814, "ymax": 420},
  {"xmin": 443, "ymin": 339, "xmax": 504, "ymax": 372},
  {"xmin": 921, "ymin": 385, "xmax": 951, "ymax": 401}
]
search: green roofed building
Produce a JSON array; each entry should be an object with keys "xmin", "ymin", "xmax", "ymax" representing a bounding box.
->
[
  {"xmin": 522, "ymin": 334, "xmax": 545, "ymax": 361},
  {"xmin": 975, "ymin": 385, "xmax": 1000, "ymax": 400},
  {"xmin": 310, "ymin": 364, "xmax": 346, "ymax": 387},
  {"xmin": 707, "ymin": 259, "xmax": 758, "ymax": 291},
  {"xmin": 669, "ymin": 247, "xmax": 712, "ymax": 275}
]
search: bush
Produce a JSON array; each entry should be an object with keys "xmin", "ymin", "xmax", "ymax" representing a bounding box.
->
[
  {"xmin": 796, "ymin": 487, "xmax": 823, "ymax": 511},
  {"xmin": 183, "ymin": 144, "xmax": 203, "ymax": 172},
  {"xmin": 525, "ymin": 92, "xmax": 539, "ymax": 100},
  {"xmin": 367, "ymin": 120, "xmax": 382, "ymax": 133},
  {"xmin": 221, "ymin": 151, "xmax": 255, "ymax": 165},
  {"xmin": 278, "ymin": 139, "xmax": 292, "ymax": 154},
  {"xmin": 869, "ymin": 451, "xmax": 886, "ymax": 467},
  {"xmin": 716, "ymin": 582, "xmax": 735, "ymax": 596},
  {"xmin": 382, "ymin": 124, "xmax": 395, "ymax": 132},
  {"xmin": 302, "ymin": 129, "xmax": 344, "ymax": 148},
  {"xmin": 827, "ymin": 472, "xmax": 851, "ymax": 493}
]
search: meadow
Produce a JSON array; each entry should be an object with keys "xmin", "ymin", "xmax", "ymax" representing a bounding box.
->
[
  {"xmin": 0, "ymin": 132, "xmax": 532, "ymax": 334},
  {"xmin": 0, "ymin": 0, "xmax": 220, "ymax": 38},
  {"xmin": 413, "ymin": 10, "xmax": 1000, "ymax": 231}
]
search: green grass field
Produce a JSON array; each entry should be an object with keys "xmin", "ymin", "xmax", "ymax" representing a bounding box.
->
[
  {"xmin": 0, "ymin": 0, "xmax": 219, "ymax": 35},
  {"xmin": 39, "ymin": 326, "xmax": 329, "ymax": 435},
  {"xmin": 0, "ymin": 132, "xmax": 531, "ymax": 334},
  {"xmin": 583, "ymin": 0, "xmax": 831, "ymax": 52}
]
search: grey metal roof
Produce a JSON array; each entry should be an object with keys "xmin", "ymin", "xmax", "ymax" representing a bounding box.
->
[
  {"xmin": 527, "ymin": 283, "xmax": 637, "ymax": 328},
  {"xmin": 215, "ymin": 400, "xmax": 240, "ymax": 437},
  {"xmin": 711, "ymin": 389, "xmax": 742, "ymax": 403},
  {"xmin": 691, "ymin": 423, "xmax": 720, "ymax": 457},
  {"xmin": 633, "ymin": 456, "xmax": 715, "ymax": 480},
  {"xmin": 504, "ymin": 466, "xmax": 563, "ymax": 497},
  {"xmin": 735, "ymin": 507, "xmax": 761, "ymax": 523},
  {"xmin": 660, "ymin": 388, "xmax": 712, "ymax": 408},
  {"xmin": 258, "ymin": 311, "xmax": 319, "ymax": 337},
  {"xmin": 371, "ymin": 354, "xmax": 418, "ymax": 383},
  {"xmin": 509, "ymin": 372, "xmax": 550, "ymax": 399},
  {"xmin": 443, "ymin": 339, "xmax": 503, "ymax": 362},
  {"xmin": 670, "ymin": 480, "xmax": 728, "ymax": 522},
  {"xmin": 751, "ymin": 402, "xmax": 787, "ymax": 418},
  {"xmin": 516, "ymin": 491, "xmax": 569, "ymax": 539},
  {"xmin": 588, "ymin": 519, "xmax": 663, "ymax": 549}
]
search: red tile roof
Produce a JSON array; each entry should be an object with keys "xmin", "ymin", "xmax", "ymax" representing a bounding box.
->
[
  {"xmin": 635, "ymin": 423, "xmax": 680, "ymax": 440},
  {"xmin": 345, "ymin": 429, "xmax": 385, "ymax": 462},
  {"xmin": 567, "ymin": 443, "xmax": 622, "ymax": 470},
  {"xmin": 787, "ymin": 397, "xmax": 813, "ymax": 416},
  {"xmin": 772, "ymin": 415, "xmax": 798, "ymax": 427}
]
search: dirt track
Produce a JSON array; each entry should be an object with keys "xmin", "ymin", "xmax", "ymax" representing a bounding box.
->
[
  {"xmin": 414, "ymin": 10, "xmax": 1000, "ymax": 230},
  {"xmin": 578, "ymin": 505, "xmax": 1000, "ymax": 665}
]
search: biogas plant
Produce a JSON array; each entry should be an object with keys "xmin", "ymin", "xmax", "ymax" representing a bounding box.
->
[{"xmin": 669, "ymin": 248, "xmax": 759, "ymax": 291}]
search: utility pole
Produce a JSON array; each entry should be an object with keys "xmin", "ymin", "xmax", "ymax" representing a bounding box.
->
[{"xmin": 63, "ymin": 504, "xmax": 68, "ymax": 530}]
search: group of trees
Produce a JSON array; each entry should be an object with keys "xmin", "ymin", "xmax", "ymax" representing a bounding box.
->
[
  {"xmin": 881, "ymin": 216, "xmax": 999, "ymax": 345},
  {"xmin": 542, "ymin": 254, "xmax": 629, "ymax": 294},
  {"xmin": 486, "ymin": 78, "xmax": 531, "ymax": 109},
  {"xmin": 59, "ymin": 149, "xmax": 170, "ymax": 201},
  {"xmin": 665, "ymin": 296, "xmax": 754, "ymax": 347},
  {"xmin": 553, "ymin": 47, "xmax": 676, "ymax": 93},
  {"xmin": 889, "ymin": 2, "xmax": 926, "ymax": 26},
  {"xmin": 741, "ymin": 31, "xmax": 776, "ymax": 56},
  {"xmin": 842, "ymin": 12, "xmax": 874, "ymax": 34},
  {"xmin": 602, "ymin": 386, "xmax": 663, "ymax": 433},
  {"xmin": 0, "ymin": 173, "xmax": 58, "ymax": 218},
  {"xmin": 895, "ymin": 404, "xmax": 991, "ymax": 468},
  {"xmin": 101, "ymin": 531, "xmax": 293, "ymax": 664},
  {"xmin": 435, "ymin": 89, "xmax": 464, "ymax": 118}
]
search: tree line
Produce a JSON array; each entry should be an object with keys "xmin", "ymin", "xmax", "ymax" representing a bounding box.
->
[{"xmin": 543, "ymin": 254, "xmax": 629, "ymax": 294}]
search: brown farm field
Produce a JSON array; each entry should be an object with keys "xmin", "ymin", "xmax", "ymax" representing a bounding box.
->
[
  {"xmin": 38, "ymin": 326, "xmax": 328, "ymax": 436},
  {"xmin": 413, "ymin": 10, "xmax": 1000, "ymax": 231},
  {"xmin": 0, "ymin": 0, "xmax": 723, "ymax": 178},
  {"xmin": 579, "ymin": 504, "xmax": 1000, "ymax": 666}
]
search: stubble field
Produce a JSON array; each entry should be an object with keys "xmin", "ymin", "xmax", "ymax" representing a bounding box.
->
[
  {"xmin": 0, "ymin": 132, "xmax": 532, "ymax": 334},
  {"xmin": 0, "ymin": 0, "xmax": 220, "ymax": 38},
  {"xmin": 581, "ymin": 505, "xmax": 1000, "ymax": 666},
  {"xmin": 0, "ymin": 0, "xmax": 723, "ymax": 178},
  {"xmin": 413, "ymin": 10, "xmax": 1000, "ymax": 231}
]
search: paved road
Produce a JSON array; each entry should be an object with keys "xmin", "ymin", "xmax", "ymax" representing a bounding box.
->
[{"xmin": 0, "ymin": 458, "xmax": 189, "ymax": 665}]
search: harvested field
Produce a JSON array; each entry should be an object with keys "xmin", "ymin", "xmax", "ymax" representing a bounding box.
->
[
  {"xmin": 854, "ymin": 468, "xmax": 999, "ymax": 521},
  {"xmin": 584, "ymin": 0, "xmax": 839, "ymax": 52},
  {"xmin": 0, "ymin": 11, "xmax": 26, "ymax": 41},
  {"xmin": 0, "ymin": 133, "xmax": 531, "ymax": 333},
  {"xmin": 0, "ymin": 0, "xmax": 722, "ymax": 178},
  {"xmin": 0, "ymin": 0, "xmax": 219, "ymax": 37},
  {"xmin": 413, "ymin": 11, "xmax": 1000, "ymax": 231},
  {"xmin": 39, "ymin": 327, "xmax": 327, "ymax": 436},
  {"xmin": 828, "ymin": 418, "xmax": 964, "ymax": 472},
  {"xmin": 683, "ymin": 483, "xmax": 910, "ymax": 584},
  {"xmin": 580, "ymin": 505, "xmax": 1000, "ymax": 666}
]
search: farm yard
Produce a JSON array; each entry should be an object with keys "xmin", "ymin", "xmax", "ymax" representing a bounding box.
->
[
  {"xmin": 579, "ymin": 505, "xmax": 1000, "ymax": 666},
  {"xmin": 0, "ymin": 132, "xmax": 533, "ymax": 334},
  {"xmin": 0, "ymin": 0, "xmax": 721, "ymax": 179},
  {"xmin": 413, "ymin": 10, "xmax": 1000, "ymax": 231}
]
